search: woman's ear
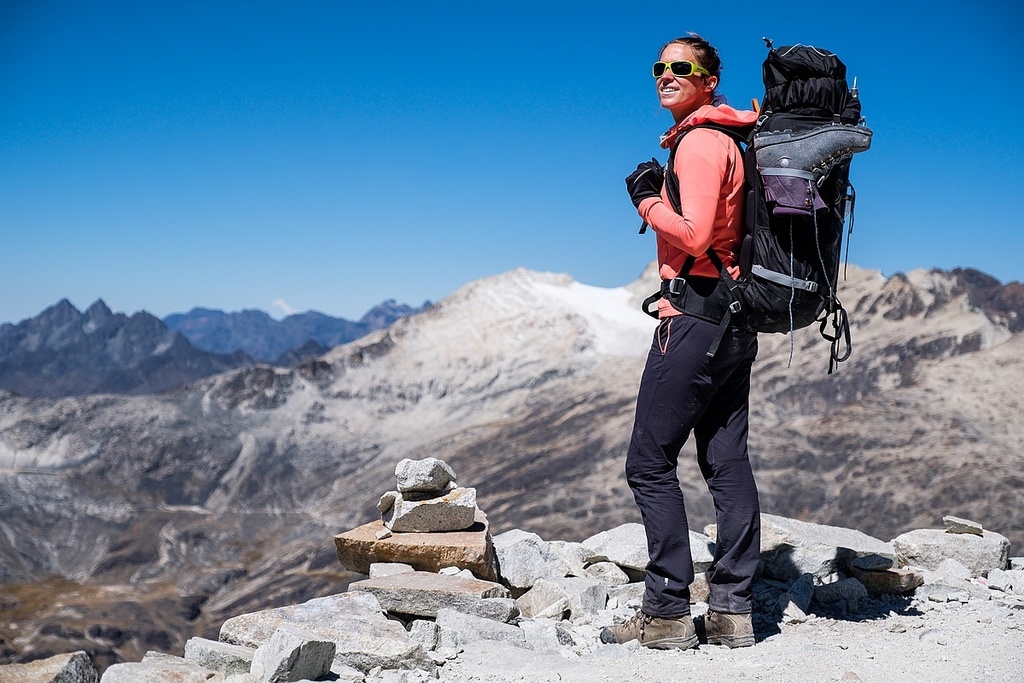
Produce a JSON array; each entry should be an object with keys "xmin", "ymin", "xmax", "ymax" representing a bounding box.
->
[{"xmin": 705, "ymin": 75, "xmax": 719, "ymax": 93}]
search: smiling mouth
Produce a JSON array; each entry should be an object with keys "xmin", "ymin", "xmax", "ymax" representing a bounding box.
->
[{"xmin": 660, "ymin": 86, "xmax": 679, "ymax": 94}]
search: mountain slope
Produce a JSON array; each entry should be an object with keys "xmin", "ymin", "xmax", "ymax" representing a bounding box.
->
[{"xmin": 0, "ymin": 264, "xmax": 1021, "ymax": 666}]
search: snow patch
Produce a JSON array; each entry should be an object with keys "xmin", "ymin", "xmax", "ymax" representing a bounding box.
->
[{"xmin": 525, "ymin": 279, "xmax": 654, "ymax": 357}]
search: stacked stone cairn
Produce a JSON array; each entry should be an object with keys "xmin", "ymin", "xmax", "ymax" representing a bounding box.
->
[{"xmin": 6, "ymin": 460, "xmax": 1024, "ymax": 682}]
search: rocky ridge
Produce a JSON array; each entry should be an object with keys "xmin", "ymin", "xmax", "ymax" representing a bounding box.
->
[
  {"xmin": 0, "ymin": 299, "xmax": 254, "ymax": 397},
  {"xmin": 1, "ymin": 264, "xmax": 1023, "ymax": 670},
  {"xmin": 163, "ymin": 300, "xmax": 429, "ymax": 363},
  {"xmin": 3, "ymin": 459, "xmax": 1022, "ymax": 682}
]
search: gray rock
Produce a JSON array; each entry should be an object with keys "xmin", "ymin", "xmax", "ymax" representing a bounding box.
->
[
  {"xmin": 581, "ymin": 523, "xmax": 649, "ymax": 572},
  {"xmin": 813, "ymin": 577, "xmax": 868, "ymax": 605},
  {"xmin": 584, "ymin": 561, "xmax": 630, "ymax": 587},
  {"xmin": 689, "ymin": 531, "xmax": 716, "ymax": 572},
  {"xmin": 408, "ymin": 620, "xmax": 440, "ymax": 651},
  {"xmin": 518, "ymin": 619, "xmax": 576, "ymax": 653},
  {"xmin": 778, "ymin": 574, "xmax": 815, "ymax": 623},
  {"xmin": 493, "ymin": 529, "xmax": 567, "ymax": 591},
  {"xmin": 185, "ymin": 637, "xmax": 256, "ymax": 675},
  {"xmin": 606, "ymin": 582, "xmax": 644, "ymax": 610},
  {"xmin": 988, "ymin": 569, "xmax": 1024, "ymax": 595},
  {"xmin": 370, "ymin": 562, "xmax": 416, "ymax": 579},
  {"xmin": 101, "ymin": 657, "xmax": 221, "ymax": 683},
  {"xmin": 395, "ymin": 457, "xmax": 457, "ymax": 494},
  {"xmin": 934, "ymin": 558, "xmax": 973, "ymax": 582},
  {"xmin": 349, "ymin": 571, "xmax": 510, "ymax": 619},
  {"xmin": 1010, "ymin": 557, "xmax": 1024, "ymax": 571},
  {"xmin": 893, "ymin": 528, "xmax": 1010, "ymax": 576},
  {"xmin": 438, "ymin": 566, "xmax": 476, "ymax": 579},
  {"xmin": 435, "ymin": 608, "xmax": 528, "ymax": 648},
  {"xmin": 516, "ymin": 577, "xmax": 607, "ymax": 621},
  {"xmin": 707, "ymin": 514, "xmax": 893, "ymax": 583},
  {"xmin": 250, "ymin": 625, "xmax": 335, "ymax": 683},
  {"xmin": 381, "ymin": 487, "xmax": 477, "ymax": 533},
  {"xmin": 548, "ymin": 540, "xmax": 589, "ymax": 577},
  {"xmin": 219, "ymin": 592, "xmax": 430, "ymax": 674},
  {"xmin": 943, "ymin": 515, "xmax": 984, "ymax": 536},
  {"xmin": 851, "ymin": 553, "xmax": 894, "ymax": 571},
  {"xmin": 0, "ymin": 651, "xmax": 99, "ymax": 683}
]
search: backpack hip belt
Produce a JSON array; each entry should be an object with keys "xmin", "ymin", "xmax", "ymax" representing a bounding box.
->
[{"xmin": 642, "ymin": 275, "xmax": 744, "ymax": 358}]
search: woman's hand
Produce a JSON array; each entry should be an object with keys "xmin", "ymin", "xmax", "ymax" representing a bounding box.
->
[{"xmin": 625, "ymin": 158, "xmax": 664, "ymax": 208}]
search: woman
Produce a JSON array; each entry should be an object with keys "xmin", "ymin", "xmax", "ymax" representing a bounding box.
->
[{"xmin": 600, "ymin": 34, "xmax": 760, "ymax": 650}]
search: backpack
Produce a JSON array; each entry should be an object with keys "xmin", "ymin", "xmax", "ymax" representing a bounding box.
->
[{"xmin": 649, "ymin": 39, "xmax": 872, "ymax": 373}]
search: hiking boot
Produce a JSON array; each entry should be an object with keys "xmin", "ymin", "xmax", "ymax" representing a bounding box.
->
[
  {"xmin": 704, "ymin": 610, "xmax": 755, "ymax": 648},
  {"xmin": 600, "ymin": 611, "xmax": 698, "ymax": 650}
]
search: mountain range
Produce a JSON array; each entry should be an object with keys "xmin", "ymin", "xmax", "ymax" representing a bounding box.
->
[
  {"xmin": 0, "ymin": 299, "xmax": 427, "ymax": 398},
  {"xmin": 1, "ymin": 263, "xmax": 1022, "ymax": 669},
  {"xmin": 163, "ymin": 299, "xmax": 429, "ymax": 362}
]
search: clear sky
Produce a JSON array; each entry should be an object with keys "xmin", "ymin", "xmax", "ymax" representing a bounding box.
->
[{"xmin": 2, "ymin": 0, "xmax": 1021, "ymax": 324}]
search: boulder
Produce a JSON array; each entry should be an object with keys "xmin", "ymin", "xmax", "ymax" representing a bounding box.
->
[
  {"xmin": 892, "ymin": 528, "xmax": 1010, "ymax": 576},
  {"xmin": 334, "ymin": 509, "xmax": 498, "ymax": 581},
  {"xmin": 218, "ymin": 592, "xmax": 431, "ymax": 674},
  {"xmin": 250, "ymin": 625, "xmax": 335, "ymax": 683},
  {"xmin": 813, "ymin": 577, "xmax": 869, "ymax": 606},
  {"xmin": 435, "ymin": 609, "xmax": 528, "ymax": 648},
  {"xmin": 516, "ymin": 577, "xmax": 607, "ymax": 621},
  {"xmin": 0, "ymin": 651, "xmax": 99, "ymax": 683},
  {"xmin": 581, "ymin": 523, "xmax": 649, "ymax": 572},
  {"xmin": 395, "ymin": 457, "xmax": 457, "ymax": 493},
  {"xmin": 987, "ymin": 569, "xmax": 1024, "ymax": 595},
  {"xmin": 548, "ymin": 540, "xmax": 589, "ymax": 577},
  {"xmin": 184, "ymin": 637, "xmax": 255, "ymax": 675},
  {"xmin": 349, "ymin": 571, "xmax": 511, "ymax": 620},
  {"xmin": 378, "ymin": 486, "xmax": 477, "ymax": 532},
  {"xmin": 493, "ymin": 529, "xmax": 567, "ymax": 591},
  {"xmin": 707, "ymin": 513, "xmax": 894, "ymax": 582},
  {"xmin": 518, "ymin": 619, "xmax": 576, "ymax": 653},
  {"xmin": 584, "ymin": 561, "xmax": 630, "ymax": 587},
  {"xmin": 101, "ymin": 655, "xmax": 221, "ymax": 682}
]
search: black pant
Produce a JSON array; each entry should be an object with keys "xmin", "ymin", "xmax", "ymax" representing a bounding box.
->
[{"xmin": 625, "ymin": 315, "xmax": 760, "ymax": 617}]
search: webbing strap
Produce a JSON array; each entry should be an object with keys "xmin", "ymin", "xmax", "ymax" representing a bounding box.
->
[
  {"xmin": 751, "ymin": 264, "xmax": 819, "ymax": 292},
  {"xmin": 759, "ymin": 167, "xmax": 817, "ymax": 181}
]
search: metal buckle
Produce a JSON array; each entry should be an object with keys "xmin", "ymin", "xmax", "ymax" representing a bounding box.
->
[
  {"xmin": 728, "ymin": 301, "xmax": 742, "ymax": 314},
  {"xmin": 667, "ymin": 278, "xmax": 686, "ymax": 296}
]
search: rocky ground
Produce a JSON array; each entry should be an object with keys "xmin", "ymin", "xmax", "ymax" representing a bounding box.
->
[{"xmin": 439, "ymin": 602, "xmax": 1024, "ymax": 683}]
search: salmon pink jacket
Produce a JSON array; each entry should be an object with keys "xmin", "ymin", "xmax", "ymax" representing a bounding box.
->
[{"xmin": 637, "ymin": 104, "xmax": 758, "ymax": 318}]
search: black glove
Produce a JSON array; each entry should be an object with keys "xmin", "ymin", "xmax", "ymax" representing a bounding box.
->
[{"xmin": 625, "ymin": 158, "xmax": 664, "ymax": 208}]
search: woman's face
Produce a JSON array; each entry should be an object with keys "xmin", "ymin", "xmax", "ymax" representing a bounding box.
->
[{"xmin": 656, "ymin": 43, "xmax": 717, "ymax": 122}]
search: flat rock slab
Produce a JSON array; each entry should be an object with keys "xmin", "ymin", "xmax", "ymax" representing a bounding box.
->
[
  {"xmin": 493, "ymin": 529, "xmax": 567, "ymax": 590},
  {"xmin": 101, "ymin": 657, "xmax": 221, "ymax": 682},
  {"xmin": 184, "ymin": 636, "xmax": 255, "ymax": 675},
  {"xmin": 0, "ymin": 651, "xmax": 99, "ymax": 683},
  {"xmin": 893, "ymin": 528, "xmax": 1010, "ymax": 577},
  {"xmin": 943, "ymin": 515, "xmax": 984, "ymax": 536},
  {"xmin": 349, "ymin": 571, "xmax": 510, "ymax": 618},
  {"xmin": 218, "ymin": 592, "xmax": 430, "ymax": 674},
  {"xmin": 335, "ymin": 509, "xmax": 498, "ymax": 581},
  {"xmin": 848, "ymin": 565, "xmax": 925, "ymax": 596},
  {"xmin": 380, "ymin": 486, "xmax": 477, "ymax": 532}
]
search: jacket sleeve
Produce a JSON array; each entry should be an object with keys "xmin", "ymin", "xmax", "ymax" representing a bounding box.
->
[{"xmin": 637, "ymin": 129, "xmax": 730, "ymax": 256}]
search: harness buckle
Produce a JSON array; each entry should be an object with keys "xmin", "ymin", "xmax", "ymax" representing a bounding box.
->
[{"xmin": 667, "ymin": 278, "xmax": 686, "ymax": 296}]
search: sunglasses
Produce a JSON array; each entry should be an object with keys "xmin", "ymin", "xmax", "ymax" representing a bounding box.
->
[{"xmin": 652, "ymin": 61, "xmax": 711, "ymax": 79}]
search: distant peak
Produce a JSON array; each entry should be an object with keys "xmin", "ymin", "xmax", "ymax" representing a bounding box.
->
[{"xmin": 85, "ymin": 299, "xmax": 113, "ymax": 320}]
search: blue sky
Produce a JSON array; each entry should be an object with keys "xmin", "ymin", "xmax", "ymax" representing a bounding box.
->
[{"xmin": 2, "ymin": 1, "xmax": 1021, "ymax": 324}]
